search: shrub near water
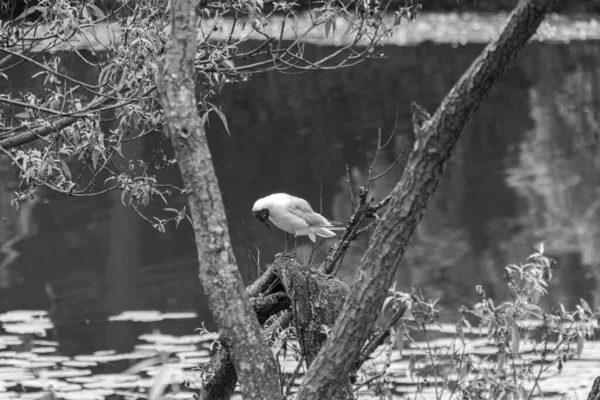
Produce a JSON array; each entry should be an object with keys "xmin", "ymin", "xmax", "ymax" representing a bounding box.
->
[{"xmin": 378, "ymin": 244, "xmax": 599, "ymax": 399}]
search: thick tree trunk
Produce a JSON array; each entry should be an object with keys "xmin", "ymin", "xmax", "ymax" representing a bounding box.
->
[
  {"xmin": 201, "ymin": 265, "xmax": 287, "ymax": 399},
  {"xmin": 155, "ymin": 0, "xmax": 282, "ymax": 398},
  {"xmin": 296, "ymin": 0, "xmax": 562, "ymax": 398},
  {"xmin": 275, "ymin": 254, "xmax": 353, "ymax": 399},
  {"xmin": 589, "ymin": 377, "xmax": 600, "ymax": 400}
]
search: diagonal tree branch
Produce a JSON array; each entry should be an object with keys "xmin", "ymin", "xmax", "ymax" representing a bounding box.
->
[
  {"xmin": 154, "ymin": 0, "xmax": 282, "ymax": 398},
  {"xmin": 295, "ymin": 0, "xmax": 562, "ymax": 398}
]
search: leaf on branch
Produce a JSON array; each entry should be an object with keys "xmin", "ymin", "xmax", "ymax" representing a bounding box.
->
[
  {"xmin": 325, "ymin": 18, "xmax": 336, "ymax": 39},
  {"xmin": 394, "ymin": 325, "xmax": 404, "ymax": 358},
  {"xmin": 510, "ymin": 320, "xmax": 520, "ymax": 355},
  {"xmin": 59, "ymin": 159, "xmax": 71, "ymax": 180},
  {"xmin": 91, "ymin": 150, "xmax": 99, "ymax": 170},
  {"xmin": 206, "ymin": 103, "xmax": 232, "ymax": 137},
  {"xmin": 87, "ymin": 4, "xmax": 106, "ymax": 19},
  {"xmin": 381, "ymin": 296, "xmax": 393, "ymax": 315},
  {"xmin": 14, "ymin": 111, "xmax": 31, "ymax": 120},
  {"xmin": 577, "ymin": 332, "xmax": 585, "ymax": 359}
]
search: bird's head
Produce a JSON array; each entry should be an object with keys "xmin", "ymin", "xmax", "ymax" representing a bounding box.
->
[{"xmin": 252, "ymin": 201, "xmax": 272, "ymax": 231}]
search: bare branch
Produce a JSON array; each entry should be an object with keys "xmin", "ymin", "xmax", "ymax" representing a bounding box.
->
[{"xmin": 297, "ymin": 1, "xmax": 562, "ymax": 398}]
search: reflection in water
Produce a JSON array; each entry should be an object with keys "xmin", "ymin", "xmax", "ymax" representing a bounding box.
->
[
  {"xmin": 0, "ymin": 157, "xmax": 38, "ymax": 290},
  {"xmin": 506, "ymin": 42, "xmax": 600, "ymax": 309},
  {"xmin": 0, "ymin": 41, "xmax": 598, "ymax": 353}
]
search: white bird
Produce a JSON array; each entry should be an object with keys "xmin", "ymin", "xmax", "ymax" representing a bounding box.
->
[{"xmin": 252, "ymin": 193, "xmax": 345, "ymax": 252}]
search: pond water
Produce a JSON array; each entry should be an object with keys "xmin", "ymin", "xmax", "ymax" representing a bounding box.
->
[{"xmin": 0, "ymin": 15, "xmax": 600, "ymax": 398}]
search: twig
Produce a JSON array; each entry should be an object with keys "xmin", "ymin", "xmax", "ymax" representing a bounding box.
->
[
  {"xmin": 369, "ymin": 148, "xmax": 409, "ymax": 183},
  {"xmin": 367, "ymin": 127, "xmax": 382, "ymax": 183},
  {"xmin": 345, "ymin": 164, "xmax": 354, "ymax": 209},
  {"xmin": 353, "ymin": 371, "xmax": 385, "ymax": 392},
  {"xmin": 353, "ymin": 304, "xmax": 407, "ymax": 372},
  {"xmin": 284, "ymin": 355, "xmax": 305, "ymax": 397}
]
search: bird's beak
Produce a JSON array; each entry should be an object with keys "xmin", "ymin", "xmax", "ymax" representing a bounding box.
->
[{"xmin": 252, "ymin": 208, "xmax": 272, "ymax": 231}]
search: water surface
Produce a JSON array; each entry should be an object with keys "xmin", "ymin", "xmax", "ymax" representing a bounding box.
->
[{"xmin": 0, "ymin": 35, "xmax": 599, "ymax": 368}]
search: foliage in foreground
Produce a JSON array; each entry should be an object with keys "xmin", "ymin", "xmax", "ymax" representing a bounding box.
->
[
  {"xmin": 250, "ymin": 244, "xmax": 597, "ymax": 399},
  {"xmin": 0, "ymin": 0, "xmax": 419, "ymax": 228}
]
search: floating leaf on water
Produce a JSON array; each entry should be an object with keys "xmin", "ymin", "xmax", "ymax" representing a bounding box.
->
[
  {"xmin": 65, "ymin": 376, "xmax": 98, "ymax": 384},
  {"xmin": 108, "ymin": 310, "xmax": 163, "ymax": 322},
  {"xmin": 139, "ymin": 334, "xmax": 206, "ymax": 345},
  {"xmin": 83, "ymin": 380, "xmax": 141, "ymax": 390},
  {"xmin": 0, "ymin": 366, "xmax": 35, "ymax": 381},
  {"xmin": 3, "ymin": 321, "xmax": 53, "ymax": 335},
  {"xmin": 175, "ymin": 357, "xmax": 210, "ymax": 366},
  {"xmin": 92, "ymin": 350, "xmax": 116, "ymax": 356},
  {"xmin": 74, "ymin": 352, "xmax": 147, "ymax": 363},
  {"xmin": 20, "ymin": 361, "xmax": 59, "ymax": 369},
  {"xmin": 0, "ymin": 336, "xmax": 21, "ymax": 346},
  {"xmin": 160, "ymin": 312, "xmax": 197, "ymax": 320},
  {"xmin": 33, "ymin": 341, "xmax": 59, "ymax": 347},
  {"xmin": 163, "ymin": 393, "xmax": 196, "ymax": 400},
  {"xmin": 0, "ymin": 310, "xmax": 47, "ymax": 323},
  {"xmin": 31, "ymin": 347, "xmax": 57, "ymax": 354},
  {"xmin": 175, "ymin": 350, "xmax": 210, "ymax": 359},
  {"xmin": 39, "ymin": 368, "xmax": 92, "ymax": 379},
  {"xmin": 20, "ymin": 392, "xmax": 55, "ymax": 400},
  {"xmin": 62, "ymin": 361, "xmax": 98, "ymax": 368},
  {"xmin": 135, "ymin": 344, "xmax": 197, "ymax": 354},
  {"xmin": 36, "ymin": 356, "xmax": 71, "ymax": 363},
  {"xmin": 21, "ymin": 379, "xmax": 82, "ymax": 391},
  {"xmin": 53, "ymin": 389, "xmax": 115, "ymax": 400}
]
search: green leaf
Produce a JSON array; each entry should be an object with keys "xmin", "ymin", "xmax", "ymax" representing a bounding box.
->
[
  {"xmin": 91, "ymin": 150, "xmax": 99, "ymax": 170},
  {"xmin": 577, "ymin": 332, "xmax": 585, "ymax": 359},
  {"xmin": 381, "ymin": 296, "xmax": 393, "ymax": 314},
  {"xmin": 510, "ymin": 320, "xmax": 520, "ymax": 354},
  {"xmin": 121, "ymin": 190, "xmax": 128, "ymax": 206},
  {"xmin": 580, "ymin": 298, "xmax": 593, "ymax": 315},
  {"xmin": 395, "ymin": 325, "xmax": 404, "ymax": 358},
  {"xmin": 14, "ymin": 111, "xmax": 30, "ymax": 119},
  {"xmin": 341, "ymin": 22, "xmax": 354, "ymax": 39},
  {"xmin": 209, "ymin": 104, "xmax": 231, "ymax": 137},
  {"xmin": 59, "ymin": 159, "xmax": 71, "ymax": 179},
  {"xmin": 87, "ymin": 4, "xmax": 106, "ymax": 19}
]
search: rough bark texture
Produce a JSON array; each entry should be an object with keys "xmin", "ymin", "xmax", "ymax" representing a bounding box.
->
[
  {"xmin": 275, "ymin": 254, "xmax": 353, "ymax": 399},
  {"xmin": 296, "ymin": 0, "xmax": 561, "ymax": 398},
  {"xmin": 155, "ymin": 0, "xmax": 282, "ymax": 398},
  {"xmin": 202, "ymin": 265, "xmax": 285, "ymax": 400},
  {"xmin": 589, "ymin": 377, "xmax": 600, "ymax": 400}
]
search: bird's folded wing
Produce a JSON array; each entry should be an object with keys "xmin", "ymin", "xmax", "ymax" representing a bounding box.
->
[{"xmin": 288, "ymin": 200, "xmax": 329, "ymax": 227}]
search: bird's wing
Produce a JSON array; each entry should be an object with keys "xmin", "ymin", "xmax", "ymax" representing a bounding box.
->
[{"xmin": 288, "ymin": 198, "xmax": 329, "ymax": 227}]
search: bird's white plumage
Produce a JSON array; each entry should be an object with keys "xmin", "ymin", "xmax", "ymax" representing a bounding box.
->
[{"xmin": 252, "ymin": 193, "xmax": 344, "ymax": 242}]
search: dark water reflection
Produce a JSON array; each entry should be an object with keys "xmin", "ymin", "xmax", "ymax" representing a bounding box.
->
[{"xmin": 0, "ymin": 40, "xmax": 599, "ymax": 355}]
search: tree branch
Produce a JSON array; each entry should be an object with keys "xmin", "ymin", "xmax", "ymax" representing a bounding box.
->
[
  {"xmin": 155, "ymin": 0, "xmax": 282, "ymax": 398},
  {"xmin": 296, "ymin": 0, "xmax": 562, "ymax": 398}
]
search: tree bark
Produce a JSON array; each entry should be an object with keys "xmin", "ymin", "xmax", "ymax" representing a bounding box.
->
[
  {"xmin": 155, "ymin": 0, "xmax": 282, "ymax": 398},
  {"xmin": 275, "ymin": 254, "xmax": 353, "ymax": 399},
  {"xmin": 296, "ymin": 0, "xmax": 562, "ymax": 398},
  {"xmin": 588, "ymin": 377, "xmax": 600, "ymax": 400}
]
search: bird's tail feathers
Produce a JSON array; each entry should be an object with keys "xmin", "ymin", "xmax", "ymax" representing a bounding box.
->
[
  {"xmin": 317, "ymin": 225, "xmax": 346, "ymax": 231},
  {"xmin": 314, "ymin": 227, "xmax": 338, "ymax": 238}
]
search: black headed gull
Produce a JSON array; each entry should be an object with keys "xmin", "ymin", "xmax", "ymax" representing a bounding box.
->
[{"xmin": 252, "ymin": 193, "xmax": 345, "ymax": 252}]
